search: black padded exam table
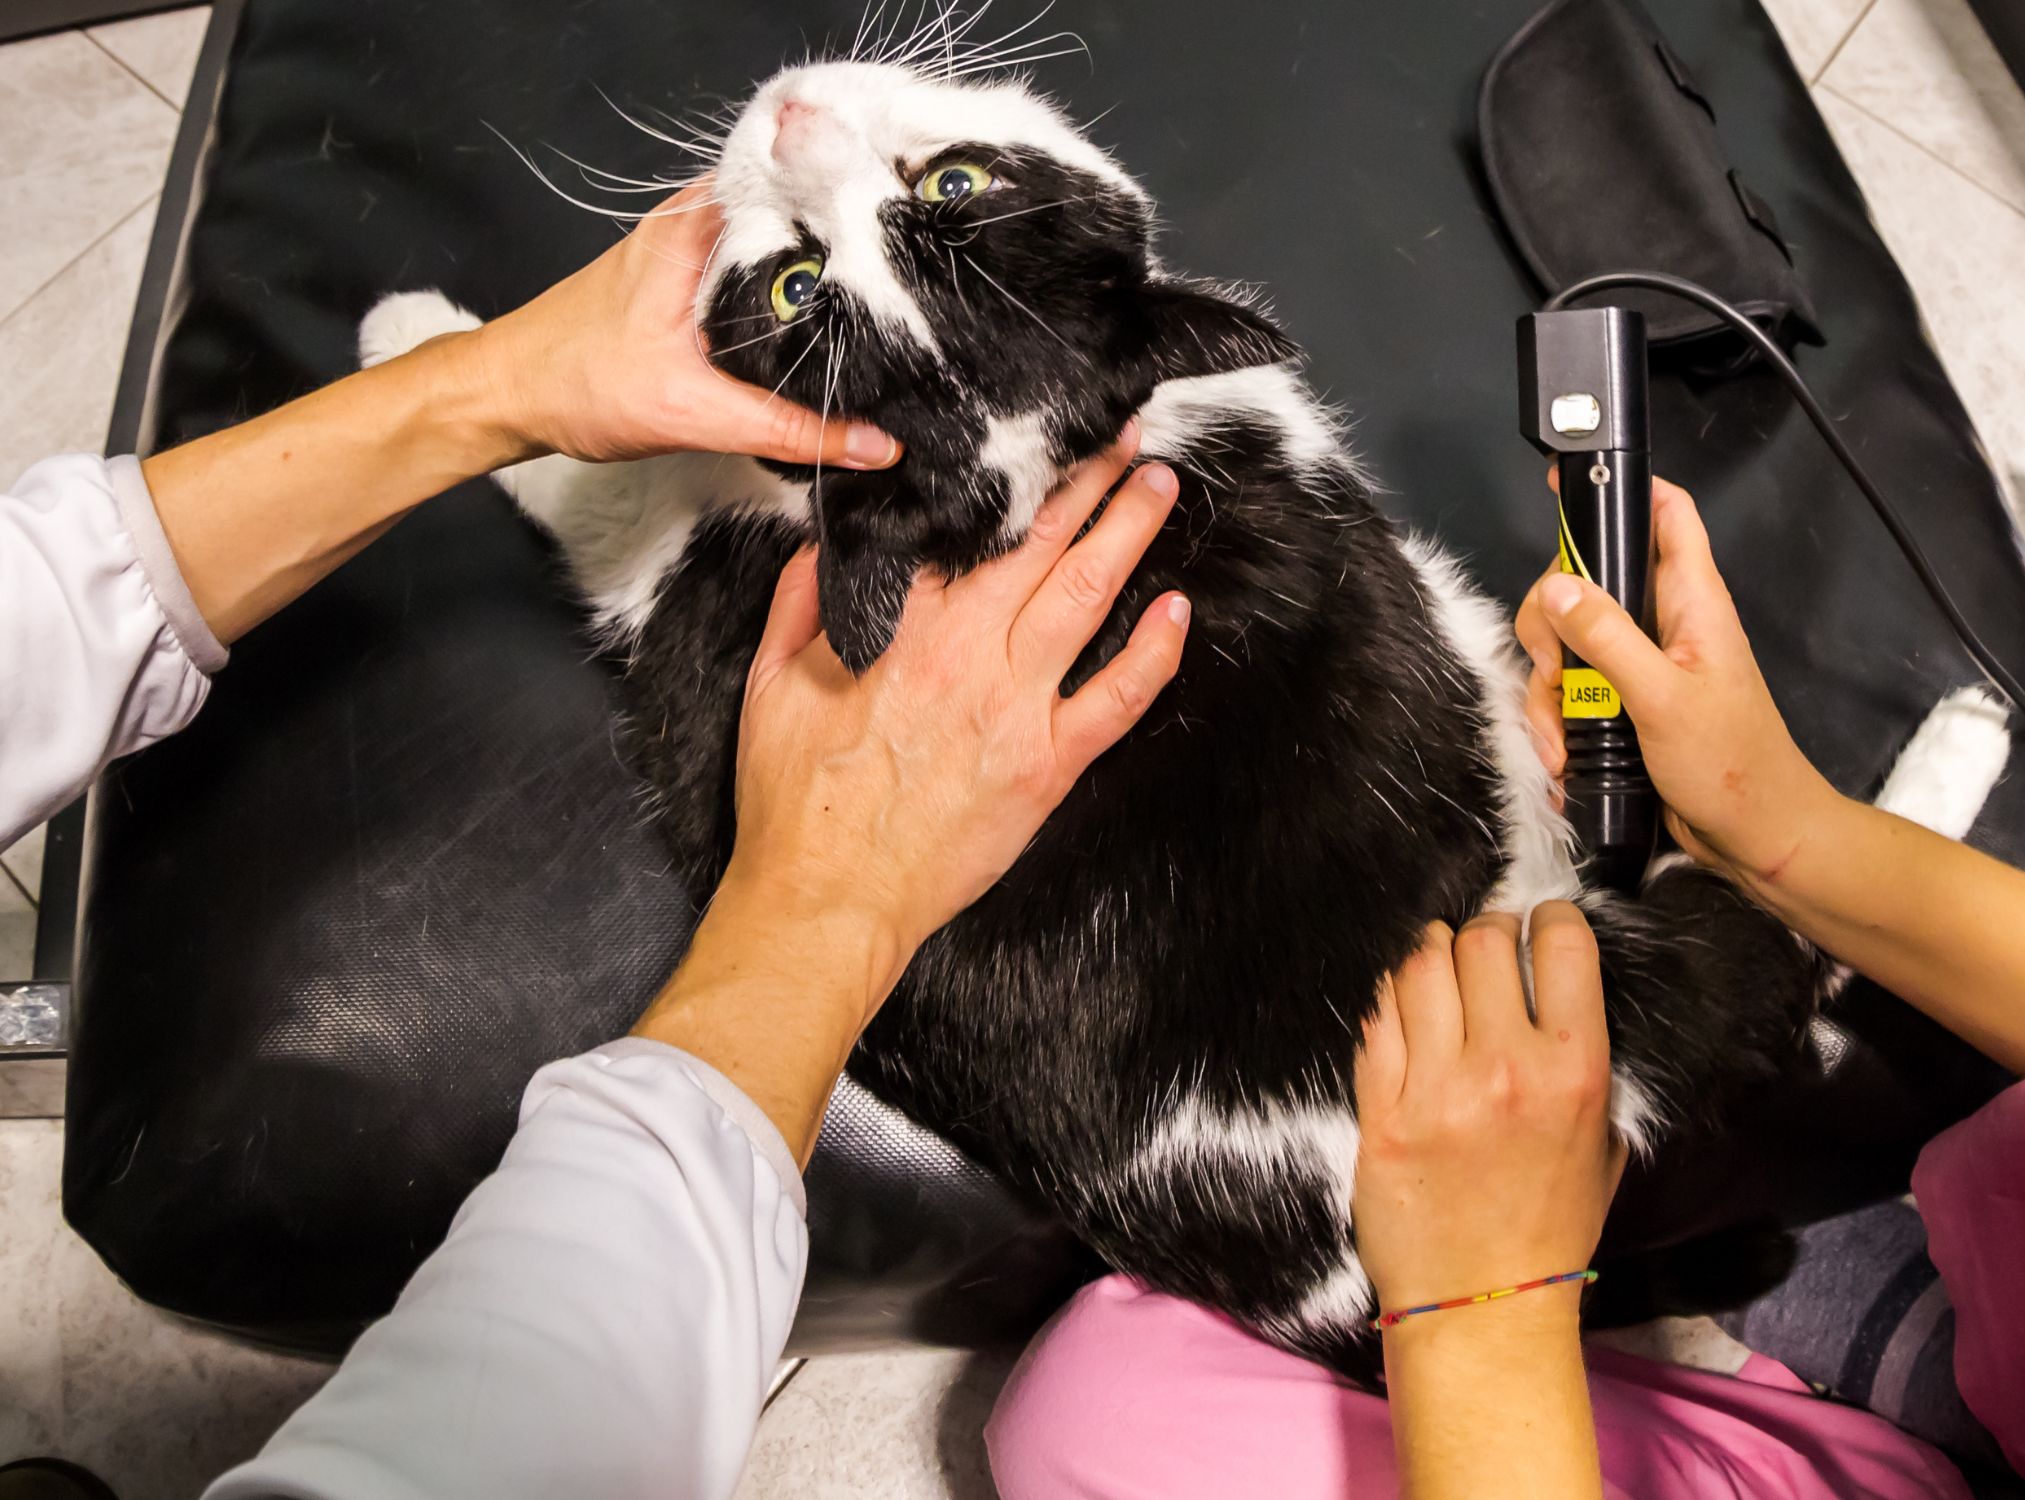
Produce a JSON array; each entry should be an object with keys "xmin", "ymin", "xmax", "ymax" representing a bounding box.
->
[{"xmin": 47, "ymin": 0, "xmax": 2024, "ymax": 1358}]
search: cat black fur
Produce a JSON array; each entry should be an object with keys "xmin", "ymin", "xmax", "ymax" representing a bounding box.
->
[{"xmin": 611, "ymin": 141, "xmax": 1826, "ymax": 1378}]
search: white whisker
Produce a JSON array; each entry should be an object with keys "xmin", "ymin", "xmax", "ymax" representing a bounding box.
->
[
  {"xmin": 812, "ymin": 326, "xmax": 843, "ymax": 501},
  {"xmin": 641, "ymin": 104, "xmax": 732, "ymax": 157},
  {"xmin": 960, "ymin": 252, "xmax": 1081, "ymax": 357},
  {"xmin": 689, "ymin": 224, "xmax": 735, "ymax": 370},
  {"xmin": 931, "ymin": 1, "xmax": 1052, "ymax": 76},
  {"xmin": 951, "ymin": 194, "xmax": 1089, "ymax": 230},
  {"xmin": 764, "ymin": 322, "xmax": 828, "ymax": 406},
  {"xmin": 483, "ymin": 123, "xmax": 709, "ymax": 222},
  {"xmin": 943, "ymin": 28, "xmax": 1085, "ymax": 75},
  {"xmin": 708, "ymin": 320, "xmax": 795, "ymax": 357},
  {"xmin": 941, "ymin": 40, "xmax": 1088, "ymax": 79},
  {"xmin": 547, "ymin": 146, "xmax": 695, "ymax": 194},
  {"xmin": 594, "ymin": 85, "xmax": 727, "ymax": 162},
  {"xmin": 945, "ymin": 242, "xmax": 967, "ymax": 312},
  {"xmin": 849, "ymin": 0, "xmax": 890, "ymax": 62}
]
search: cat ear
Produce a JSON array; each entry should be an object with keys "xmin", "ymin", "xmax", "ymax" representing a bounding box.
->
[
  {"xmin": 1141, "ymin": 279, "xmax": 1302, "ymax": 382},
  {"xmin": 814, "ymin": 474, "xmax": 923, "ymax": 674}
]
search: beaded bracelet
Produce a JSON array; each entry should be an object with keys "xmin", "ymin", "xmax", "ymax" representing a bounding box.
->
[{"xmin": 1370, "ymin": 1269, "xmax": 1598, "ymax": 1331}]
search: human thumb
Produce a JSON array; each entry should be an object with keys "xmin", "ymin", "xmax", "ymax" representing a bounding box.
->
[
  {"xmin": 1538, "ymin": 574, "xmax": 1675, "ymax": 714},
  {"xmin": 694, "ymin": 375, "xmax": 901, "ymax": 470}
]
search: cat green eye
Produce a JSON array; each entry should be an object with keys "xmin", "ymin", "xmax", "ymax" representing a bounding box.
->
[
  {"xmin": 770, "ymin": 258, "xmax": 824, "ymax": 322},
  {"xmin": 916, "ymin": 161, "xmax": 993, "ymax": 204}
]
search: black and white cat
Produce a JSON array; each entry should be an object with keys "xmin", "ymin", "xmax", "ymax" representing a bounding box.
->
[{"xmin": 362, "ymin": 45, "xmax": 2009, "ymax": 1375}]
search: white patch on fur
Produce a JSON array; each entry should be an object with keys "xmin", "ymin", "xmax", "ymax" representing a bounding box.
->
[
  {"xmin": 983, "ymin": 408, "xmax": 1058, "ymax": 540},
  {"xmin": 1131, "ymin": 1094, "xmax": 1361, "ymax": 1198},
  {"xmin": 1641, "ymin": 850, "xmax": 1693, "ymax": 885},
  {"xmin": 1136, "ymin": 365, "xmax": 1346, "ymax": 477},
  {"xmin": 711, "ymin": 62, "xmax": 1145, "ymax": 354},
  {"xmin": 1295, "ymin": 1256, "xmax": 1378, "ymax": 1334},
  {"xmin": 358, "ymin": 289, "xmax": 480, "ymax": 368},
  {"xmin": 1608, "ymin": 1065, "xmax": 1660, "ymax": 1160},
  {"xmin": 1398, "ymin": 536, "xmax": 1581, "ymax": 916},
  {"xmin": 1128, "ymin": 1093, "xmax": 1374, "ymax": 1326},
  {"xmin": 1392, "ymin": 541, "xmax": 1665, "ymax": 1156},
  {"xmin": 511, "ymin": 451, "xmax": 810, "ymax": 642},
  {"xmin": 354, "ymin": 297, "xmax": 809, "ymax": 643},
  {"xmin": 1873, "ymin": 687, "xmax": 2010, "ymax": 840},
  {"xmin": 1808, "ymin": 687, "xmax": 2011, "ymax": 1010}
]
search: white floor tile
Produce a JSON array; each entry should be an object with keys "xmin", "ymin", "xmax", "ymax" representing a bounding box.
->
[
  {"xmin": 1, "ymin": 823, "xmax": 44, "ymax": 905},
  {"xmin": 1816, "ymin": 87, "xmax": 2025, "ymax": 502},
  {"xmin": 1823, "ymin": 0, "xmax": 2025, "ymax": 213},
  {"xmin": 0, "ymin": 31, "xmax": 176, "ymax": 323},
  {"xmin": 0, "ymin": 1119, "xmax": 334, "ymax": 1497},
  {"xmin": 0, "ymin": 200, "xmax": 156, "ymax": 489},
  {"xmin": 0, "ymin": 1122, "xmax": 65, "ymax": 1462},
  {"xmin": 88, "ymin": 6, "xmax": 212, "ymax": 110},
  {"xmin": 0, "ymin": 869, "xmax": 33, "ymax": 980},
  {"xmin": 735, "ymin": 1347, "xmax": 1017, "ymax": 1500},
  {"xmin": 1758, "ymin": 0, "xmax": 1876, "ymax": 80}
]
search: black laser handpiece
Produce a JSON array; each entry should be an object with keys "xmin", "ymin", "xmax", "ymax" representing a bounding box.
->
[{"xmin": 1518, "ymin": 306, "xmax": 1659, "ymax": 891}]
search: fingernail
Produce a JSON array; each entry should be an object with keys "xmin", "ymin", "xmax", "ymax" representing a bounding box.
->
[
  {"xmin": 844, "ymin": 424, "xmax": 899, "ymax": 468},
  {"xmin": 1167, "ymin": 594, "xmax": 1191, "ymax": 625},
  {"xmin": 1541, "ymin": 574, "xmax": 1582, "ymax": 617},
  {"xmin": 1139, "ymin": 463, "xmax": 1178, "ymax": 499}
]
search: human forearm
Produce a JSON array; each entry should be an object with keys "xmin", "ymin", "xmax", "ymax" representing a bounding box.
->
[
  {"xmin": 206, "ymin": 1041, "xmax": 806, "ymax": 1500},
  {"xmin": 1356, "ymin": 914, "xmax": 1618, "ymax": 1500},
  {"xmin": 1740, "ymin": 790, "xmax": 2025, "ymax": 1072},
  {"xmin": 143, "ymin": 330, "xmax": 516, "ymax": 643},
  {"xmin": 1388, "ymin": 1308, "xmax": 1599, "ymax": 1499},
  {"xmin": 1521, "ymin": 484, "xmax": 2025, "ymax": 1072},
  {"xmin": 1384, "ymin": 1293, "xmax": 1602, "ymax": 1500},
  {"xmin": 630, "ymin": 864, "xmax": 909, "ymax": 1165}
]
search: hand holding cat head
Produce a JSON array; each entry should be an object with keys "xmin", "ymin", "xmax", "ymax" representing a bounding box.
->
[{"xmin": 470, "ymin": 178, "xmax": 902, "ymax": 469}]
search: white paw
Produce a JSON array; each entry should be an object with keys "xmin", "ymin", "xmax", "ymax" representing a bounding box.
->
[
  {"xmin": 357, "ymin": 290, "xmax": 481, "ymax": 369},
  {"xmin": 1874, "ymin": 686, "xmax": 2010, "ymax": 840}
]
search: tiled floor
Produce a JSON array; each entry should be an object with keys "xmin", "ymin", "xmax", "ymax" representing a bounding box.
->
[{"xmin": 1, "ymin": 0, "xmax": 2021, "ymax": 1495}]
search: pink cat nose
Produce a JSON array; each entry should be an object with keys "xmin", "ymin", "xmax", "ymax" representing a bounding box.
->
[{"xmin": 772, "ymin": 98, "xmax": 826, "ymax": 161}]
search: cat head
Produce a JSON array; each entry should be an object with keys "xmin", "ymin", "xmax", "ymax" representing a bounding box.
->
[{"xmin": 701, "ymin": 57, "xmax": 1296, "ymax": 670}]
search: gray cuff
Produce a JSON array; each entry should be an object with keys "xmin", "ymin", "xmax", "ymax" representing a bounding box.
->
[
  {"xmin": 597, "ymin": 1037, "xmax": 809, "ymax": 1220},
  {"xmin": 107, "ymin": 453, "xmax": 229, "ymax": 675}
]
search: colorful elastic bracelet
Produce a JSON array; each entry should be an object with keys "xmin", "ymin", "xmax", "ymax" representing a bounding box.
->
[{"xmin": 1370, "ymin": 1269, "xmax": 1599, "ymax": 1330}]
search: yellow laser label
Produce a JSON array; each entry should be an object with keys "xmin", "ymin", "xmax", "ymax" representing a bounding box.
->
[{"xmin": 1561, "ymin": 667, "xmax": 1621, "ymax": 720}]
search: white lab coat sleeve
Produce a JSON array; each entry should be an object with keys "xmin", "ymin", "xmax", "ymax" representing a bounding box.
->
[
  {"xmin": 203, "ymin": 1038, "xmax": 810, "ymax": 1500},
  {"xmin": 0, "ymin": 453, "xmax": 226, "ymax": 849}
]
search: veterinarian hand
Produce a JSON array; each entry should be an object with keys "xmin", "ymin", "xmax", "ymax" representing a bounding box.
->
[
  {"xmin": 1354, "ymin": 906, "xmax": 1625, "ymax": 1315},
  {"xmin": 633, "ymin": 429, "xmax": 1191, "ymax": 1160},
  {"xmin": 136, "ymin": 178, "xmax": 898, "ymax": 645},
  {"xmin": 468, "ymin": 178, "xmax": 901, "ymax": 468},
  {"xmin": 1354, "ymin": 905, "xmax": 1620, "ymax": 1500},
  {"xmin": 1515, "ymin": 474, "xmax": 1835, "ymax": 888}
]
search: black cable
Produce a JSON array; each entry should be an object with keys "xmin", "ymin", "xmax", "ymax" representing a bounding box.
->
[{"xmin": 1547, "ymin": 269, "xmax": 2025, "ymax": 712}]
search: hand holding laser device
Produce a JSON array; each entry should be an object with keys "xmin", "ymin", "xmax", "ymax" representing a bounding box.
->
[
  {"xmin": 1520, "ymin": 305, "xmax": 1659, "ymax": 889},
  {"xmin": 1518, "ymin": 273, "xmax": 2023, "ymax": 889}
]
